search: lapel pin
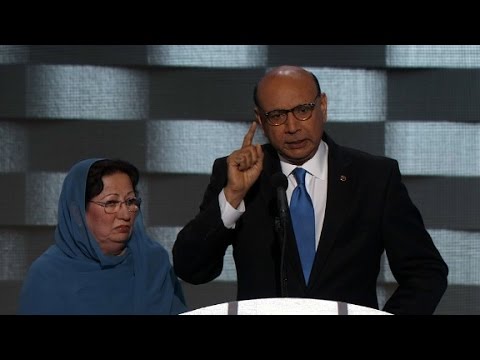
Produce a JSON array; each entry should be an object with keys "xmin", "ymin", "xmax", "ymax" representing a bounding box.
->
[{"xmin": 340, "ymin": 175, "xmax": 347, "ymax": 182}]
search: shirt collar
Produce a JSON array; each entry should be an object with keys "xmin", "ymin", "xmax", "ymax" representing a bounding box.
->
[{"xmin": 279, "ymin": 140, "xmax": 328, "ymax": 181}]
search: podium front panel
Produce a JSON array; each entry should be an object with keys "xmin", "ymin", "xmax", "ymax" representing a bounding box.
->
[{"xmin": 181, "ymin": 297, "xmax": 391, "ymax": 315}]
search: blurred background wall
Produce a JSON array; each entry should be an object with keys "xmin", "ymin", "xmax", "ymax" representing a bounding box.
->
[{"xmin": 0, "ymin": 45, "xmax": 478, "ymax": 314}]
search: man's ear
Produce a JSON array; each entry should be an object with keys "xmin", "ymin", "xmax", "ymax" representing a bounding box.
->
[
  {"xmin": 321, "ymin": 93, "xmax": 328, "ymax": 123},
  {"xmin": 254, "ymin": 108, "xmax": 263, "ymax": 129}
]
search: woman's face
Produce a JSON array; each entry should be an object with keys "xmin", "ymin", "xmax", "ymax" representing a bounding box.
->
[{"xmin": 85, "ymin": 172, "xmax": 137, "ymax": 255}]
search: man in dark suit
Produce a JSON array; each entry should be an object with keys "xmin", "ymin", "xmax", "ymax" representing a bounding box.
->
[{"xmin": 173, "ymin": 65, "xmax": 448, "ymax": 315}]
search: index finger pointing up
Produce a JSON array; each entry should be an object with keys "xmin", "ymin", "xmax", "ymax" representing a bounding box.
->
[{"xmin": 242, "ymin": 121, "xmax": 258, "ymax": 148}]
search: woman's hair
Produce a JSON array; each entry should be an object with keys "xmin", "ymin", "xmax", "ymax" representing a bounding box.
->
[{"xmin": 85, "ymin": 159, "xmax": 140, "ymax": 204}]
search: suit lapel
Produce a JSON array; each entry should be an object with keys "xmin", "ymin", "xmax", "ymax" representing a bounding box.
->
[
  {"xmin": 260, "ymin": 145, "xmax": 306, "ymax": 290},
  {"xmin": 308, "ymin": 134, "xmax": 356, "ymax": 288},
  {"xmin": 259, "ymin": 144, "xmax": 281, "ymax": 201}
]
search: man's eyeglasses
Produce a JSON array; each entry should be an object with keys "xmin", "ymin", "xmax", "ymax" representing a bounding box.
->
[
  {"xmin": 89, "ymin": 198, "xmax": 141, "ymax": 214},
  {"xmin": 262, "ymin": 94, "xmax": 321, "ymax": 126}
]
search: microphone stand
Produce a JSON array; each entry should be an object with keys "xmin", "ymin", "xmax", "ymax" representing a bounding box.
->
[
  {"xmin": 275, "ymin": 192, "xmax": 288, "ymax": 298},
  {"xmin": 278, "ymin": 216, "xmax": 288, "ymax": 297},
  {"xmin": 272, "ymin": 172, "xmax": 289, "ymax": 298}
]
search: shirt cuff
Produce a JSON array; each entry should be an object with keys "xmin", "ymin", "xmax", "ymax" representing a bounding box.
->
[{"xmin": 219, "ymin": 189, "xmax": 245, "ymax": 229}]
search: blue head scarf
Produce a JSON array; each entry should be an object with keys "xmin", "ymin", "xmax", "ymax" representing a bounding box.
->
[{"xmin": 18, "ymin": 158, "xmax": 187, "ymax": 315}]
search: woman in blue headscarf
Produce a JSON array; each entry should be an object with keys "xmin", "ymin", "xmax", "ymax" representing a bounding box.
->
[{"xmin": 18, "ymin": 158, "xmax": 187, "ymax": 315}]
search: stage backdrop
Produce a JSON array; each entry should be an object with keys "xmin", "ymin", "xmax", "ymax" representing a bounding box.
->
[{"xmin": 0, "ymin": 45, "xmax": 478, "ymax": 314}]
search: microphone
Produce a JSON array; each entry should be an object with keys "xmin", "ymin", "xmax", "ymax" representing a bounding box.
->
[
  {"xmin": 271, "ymin": 172, "xmax": 289, "ymax": 297},
  {"xmin": 271, "ymin": 172, "xmax": 289, "ymax": 225}
]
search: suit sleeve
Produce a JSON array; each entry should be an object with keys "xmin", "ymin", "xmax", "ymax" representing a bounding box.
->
[
  {"xmin": 382, "ymin": 160, "xmax": 448, "ymax": 314},
  {"xmin": 173, "ymin": 158, "xmax": 237, "ymax": 285}
]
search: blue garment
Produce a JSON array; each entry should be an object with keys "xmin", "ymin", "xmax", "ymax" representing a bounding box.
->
[
  {"xmin": 18, "ymin": 158, "xmax": 187, "ymax": 315},
  {"xmin": 290, "ymin": 168, "xmax": 316, "ymax": 284}
]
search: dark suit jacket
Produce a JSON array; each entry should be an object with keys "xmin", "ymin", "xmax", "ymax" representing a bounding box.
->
[{"xmin": 173, "ymin": 133, "xmax": 448, "ymax": 314}]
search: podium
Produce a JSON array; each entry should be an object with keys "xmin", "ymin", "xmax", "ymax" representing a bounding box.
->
[{"xmin": 181, "ymin": 297, "xmax": 391, "ymax": 315}]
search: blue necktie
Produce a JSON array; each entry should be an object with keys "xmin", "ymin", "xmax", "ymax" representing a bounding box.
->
[{"xmin": 290, "ymin": 167, "xmax": 315, "ymax": 284}]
